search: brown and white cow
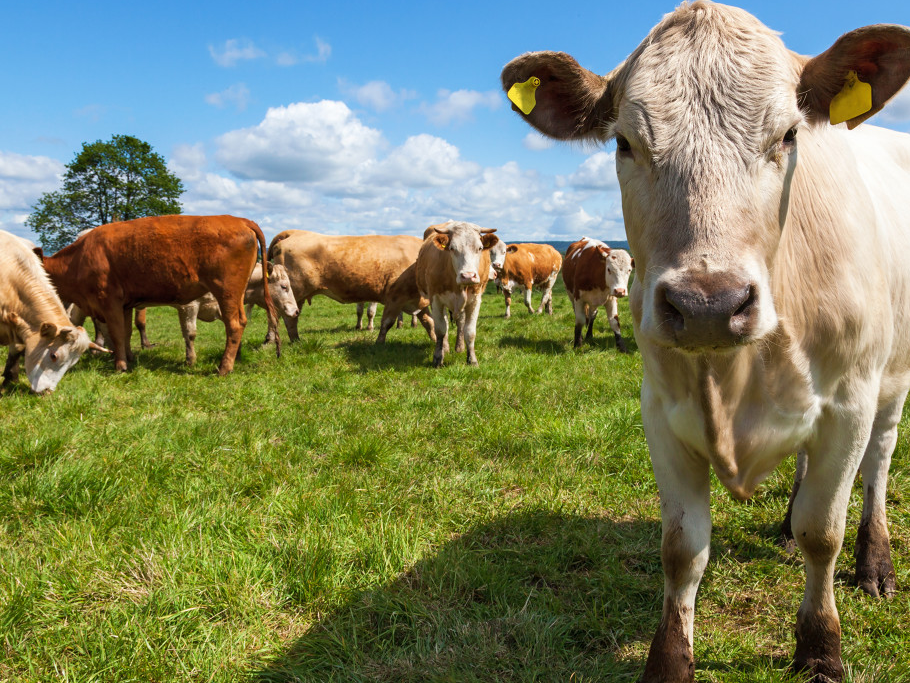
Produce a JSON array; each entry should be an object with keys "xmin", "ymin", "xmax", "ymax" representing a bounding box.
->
[
  {"xmin": 504, "ymin": 3, "xmax": 910, "ymax": 681},
  {"xmin": 1, "ymin": 230, "xmax": 104, "ymax": 393},
  {"xmin": 416, "ymin": 221, "xmax": 499, "ymax": 366},
  {"xmin": 267, "ymin": 230, "xmax": 433, "ymax": 343},
  {"xmin": 562, "ymin": 238, "xmax": 634, "ymax": 351},
  {"xmin": 175, "ymin": 263, "xmax": 298, "ymax": 366},
  {"xmin": 496, "ymin": 242, "xmax": 562, "ymax": 318},
  {"xmin": 43, "ymin": 215, "xmax": 279, "ymax": 376}
]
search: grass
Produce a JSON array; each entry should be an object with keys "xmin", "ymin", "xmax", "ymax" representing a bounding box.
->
[{"xmin": 1, "ymin": 279, "xmax": 909, "ymax": 682}]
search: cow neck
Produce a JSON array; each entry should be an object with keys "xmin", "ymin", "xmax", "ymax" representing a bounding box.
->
[
  {"xmin": 10, "ymin": 255, "xmax": 71, "ymax": 332},
  {"xmin": 41, "ymin": 249, "xmax": 80, "ymax": 307}
]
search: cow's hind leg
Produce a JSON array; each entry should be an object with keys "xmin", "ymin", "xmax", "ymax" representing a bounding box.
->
[
  {"xmin": 780, "ymin": 450, "xmax": 809, "ymax": 552},
  {"xmin": 177, "ymin": 306, "xmax": 198, "ymax": 366},
  {"xmin": 584, "ymin": 308, "xmax": 597, "ymax": 343},
  {"xmin": 523, "ymin": 284, "xmax": 534, "ymax": 313},
  {"xmin": 2, "ymin": 345, "xmax": 22, "ymax": 387},
  {"xmin": 854, "ymin": 391, "xmax": 906, "ymax": 598},
  {"xmin": 572, "ymin": 299, "xmax": 586, "ymax": 348},
  {"xmin": 103, "ymin": 306, "xmax": 131, "ymax": 372},
  {"xmin": 605, "ymin": 297, "xmax": 629, "ymax": 353},
  {"xmin": 431, "ymin": 301, "xmax": 449, "ymax": 367},
  {"xmin": 463, "ymin": 296, "xmax": 482, "ymax": 366},
  {"xmin": 135, "ymin": 308, "xmax": 154, "ymax": 348},
  {"xmin": 367, "ymin": 302, "xmax": 378, "ymax": 331}
]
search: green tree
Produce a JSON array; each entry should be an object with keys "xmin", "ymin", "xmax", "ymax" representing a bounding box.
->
[{"xmin": 26, "ymin": 134, "xmax": 184, "ymax": 253}]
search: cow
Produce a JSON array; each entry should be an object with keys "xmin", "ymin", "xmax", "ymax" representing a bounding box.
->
[
  {"xmin": 42, "ymin": 215, "xmax": 279, "ymax": 376},
  {"xmin": 355, "ymin": 302, "xmax": 412, "ymax": 331},
  {"xmin": 496, "ymin": 242, "xmax": 563, "ymax": 318},
  {"xmin": 1, "ymin": 230, "xmax": 104, "ymax": 393},
  {"xmin": 562, "ymin": 238, "xmax": 634, "ymax": 351},
  {"xmin": 267, "ymin": 230, "xmax": 433, "ymax": 343},
  {"xmin": 175, "ymin": 263, "xmax": 298, "ymax": 366},
  {"xmin": 503, "ymin": 3, "xmax": 910, "ymax": 681},
  {"xmin": 416, "ymin": 221, "xmax": 499, "ymax": 367}
]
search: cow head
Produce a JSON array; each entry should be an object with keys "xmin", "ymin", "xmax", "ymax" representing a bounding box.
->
[
  {"xmin": 267, "ymin": 263, "xmax": 300, "ymax": 318},
  {"xmin": 502, "ymin": 3, "xmax": 910, "ymax": 352},
  {"xmin": 431, "ymin": 221, "xmax": 499, "ymax": 285},
  {"xmin": 5, "ymin": 313, "xmax": 101, "ymax": 393},
  {"xmin": 602, "ymin": 247, "xmax": 634, "ymax": 299},
  {"xmin": 488, "ymin": 236, "xmax": 507, "ymax": 279}
]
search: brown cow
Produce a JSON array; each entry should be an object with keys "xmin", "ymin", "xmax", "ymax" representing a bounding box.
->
[
  {"xmin": 1, "ymin": 230, "xmax": 104, "ymax": 393},
  {"xmin": 267, "ymin": 230, "xmax": 433, "ymax": 343},
  {"xmin": 562, "ymin": 238, "xmax": 634, "ymax": 351},
  {"xmin": 42, "ymin": 215, "xmax": 278, "ymax": 375},
  {"xmin": 496, "ymin": 242, "xmax": 562, "ymax": 318},
  {"xmin": 416, "ymin": 221, "xmax": 499, "ymax": 366}
]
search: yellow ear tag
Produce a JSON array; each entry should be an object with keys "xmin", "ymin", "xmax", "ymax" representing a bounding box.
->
[
  {"xmin": 507, "ymin": 76, "xmax": 541, "ymax": 115},
  {"xmin": 830, "ymin": 70, "xmax": 872, "ymax": 125}
]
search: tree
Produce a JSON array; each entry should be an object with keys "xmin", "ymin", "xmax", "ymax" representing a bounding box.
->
[{"xmin": 27, "ymin": 134, "xmax": 184, "ymax": 252}]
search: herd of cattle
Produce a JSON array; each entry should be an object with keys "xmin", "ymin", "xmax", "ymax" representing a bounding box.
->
[
  {"xmin": 4, "ymin": 2, "xmax": 910, "ymax": 681},
  {"xmin": 0, "ymin": 215, "xmax": 635, "ymax": 393}
]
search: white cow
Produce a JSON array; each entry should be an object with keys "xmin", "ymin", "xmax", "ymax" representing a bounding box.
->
[{"xmin": 503, "ymin": 2, "xmax": 910, "ymax": 681}]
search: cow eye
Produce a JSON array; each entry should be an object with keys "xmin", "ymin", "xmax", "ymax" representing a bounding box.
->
[
  {"xmin": 783, "ymin": 127, "xmax": 797, "ymax": 144},
  {"xmin": 50, "ymin": 352, "xmax": 58, "ymax": 363},
  {"xmin": 615, "ymin": 134, "xmax": 632, "ymax": 153}
]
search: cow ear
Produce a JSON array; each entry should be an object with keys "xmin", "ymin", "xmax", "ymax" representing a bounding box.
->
[
  {"xmin": 630, "ymin": 257, "xmax": 635, "ymax": 268},
  {"xmin": 506, "ymin": 245, "xmax": 518, "ymax": 253},
  {"xmin": 32, "ymin": 246, "xmax": 44, "ymax": 260},
  {"xmin": 502, "ymin": 51, "xmax": 616, "ymax": 141},
  {"xmin": 799, "ymin": 24, "xmax": 910, "ymax": 129},
  {"xmin": 597, "ymin": 245, "xmax": 611, "ymax": 257},
  {"xmin": 481, "ymin": 234, "xmax": 500, "ymax": 250},
  {"xmin": 265, "ymin": 261, "xmax": 274, "ymax": 276},
  {"xmin": 40, "ymin": 322, "xmax": 59, "ymax": 339},
  {"xmin": 432, "ymin": 233, "xmax": 450, "ymax": 251}
]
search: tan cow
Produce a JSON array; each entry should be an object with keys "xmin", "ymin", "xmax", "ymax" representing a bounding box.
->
[
  {"xmin": 496, "ymin": 242, "xmax": 562, "ymax": 318},
  {"xmin": 562, "ymin": 238, "xmax": 634, "ymax": 351},
  {"xmin": 1, "ymin": 230, "xmax": 104, "ymax": 393},
  {"xmin": 43, "ymin": 215, "xmax": 278, "ymax": 375},
  {"xmin": 416, "ymin": 221, "xmax": 499, "ymax": 366},
  {"xmin": 267, "ymin": 230, "xmax": 433, "ymax": 343},
  {"xmin": 504, "ymin": 3, "xmax": 910, "ymax": 681},
  {"xmin": 175, "ymin": 263, "xmax": 298, "ymax": 366}
]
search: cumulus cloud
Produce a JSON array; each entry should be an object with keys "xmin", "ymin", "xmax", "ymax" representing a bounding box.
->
[
  {"xmin": 523, "ymin": 132, "xmax": 554, "ymax": 151},
  {"xmin": 338, "ymin": 79, "xmax": 416, "ymax": 112},
  {"xmin": 209, "ymin": 39, "xmax": 265, "ymax": 67},
  {"xmin": 0, "ymin": 151, "xmax": 63, "ymax": 210},
  {"xmin": 215, "ymin": 100, "xmax": 385, "ymax": 183},
  {"xmin": 276, "ymin": 37, "xmax": 332, "ymax": 66},
  {"xmin": 877, "ymin": 87, "xmax": 910, "ymax": 125},
  {"xmin": 369, "ymin": 134, "xmax": 479, "ymax": 188},
  {"xmin": 205, "ymin": 83, "xmax": 251, "ymax": 111},
  {"xmin": 566, "ymin": 151, "xmax": 619, "ymax": 190},
  {"xmin": 421, "ymin": 89, "xmax": 501, "ymax": 126}
]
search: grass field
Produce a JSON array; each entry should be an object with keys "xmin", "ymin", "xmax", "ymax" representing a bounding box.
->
[{"xmin": 1, "ymin": 280, "xmax": 909, "ymax": 682}]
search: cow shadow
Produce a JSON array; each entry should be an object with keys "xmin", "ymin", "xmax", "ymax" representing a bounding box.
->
[
  {"xmin": 496, "ymin": 335, "xmax": 568, "ymax": 356},
  {"xmin": 340, "ymin": 339, "xmax": 434, "ymax": 372},
  {"xmin": 251, "ymin": 511, "xmax": 662, "ymax": 682}
]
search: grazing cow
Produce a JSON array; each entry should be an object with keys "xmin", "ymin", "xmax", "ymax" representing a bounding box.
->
[
  {"xmin": 176, "ymin": 263, "xmax": 298, "ymax": 366},
  {"xmin": 496, "ymin": 242, "xmax": 562, "ymax": 318},
  {"xmin": 1, "ymin": 230, "xmax": 104, "ymax": 393},
  {"xmin": 42, "ymin": 215, "xmax": 279, "ymax": 375},
  {"xmin": 416, "ymin": 221, "xmax": 499, "ymax": 366},
  {"xmin": 267, "ymin": 230, "xmax": 433, "ymax": 342},
  {"xmin": 503, "ymin": 3, "xmax": 910, "ymax": 681},
  {"xmin": 562, "ymin": 238, "xmax": 634, "ymax": 351}
]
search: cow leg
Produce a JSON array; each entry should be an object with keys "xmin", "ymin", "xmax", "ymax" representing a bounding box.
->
[
  {"xmin": 102, "ymin": 306, "xmax": 130, "ymax": 372},
  {"xmin": 454, "ymin": 308, "xmax": 466, "ymax": 353},
  {"xmin": 417, "ymin": 308, "xmax": 436, "ymax": 342},
  {"xmin": 396, "ymin": 311, "xmax": 403, "ymax": 329},
  {"xmin": 585, "ymin": 308, "xmax": 597, "ymax": 343},
  {"xmin": 431, "ymin": 300, "xmax": 449, "ymax": 367},
  {"xmin": 573, "ymin": 299, "xmax": 587, "ymax": 348},
  {"xmin": 463, "ymin": 295, "xmax": 482, "ymax": 366},
  {"xmin": 376, "ymin": 303, "xmax": 399, "ymax": 344},
  {"xmin": 504, "ymin": 288, "xmax": 512, "ymax": 319},
  {"xmin": 606, "ymin": 297, "xmax": 629, "ymax": 353},
  {"xmin": 641, "ymin": 384, "xmax": 711, "ymax": 683},
  {"xmin": 355, "ymin": 302, "xmax": 365, "ymax": 330},
  {"xmin": 367, "ymin": 302, "xmax": 378, "ymax": 331},
  {"xmin": 790, "ymin": 403, "xmax": 876, "ymax": 682},
  {"xmin": 523, "ymin": 284, "xmax": 535, "ymax": 313},
  {"xmin": 538, "ymin": 277, "xmax": 556, "ymax": 314},
  {"xmin": 91, "ymin": 318, "xmax": 108, "ymax": 348},
  {"xmin": 216, "ymin": 298, "xmax": 246, "ymax": 376},
  {"xmin": 177, "ymin": 306, "xmax": 198, "ymax": 367},
  {"xmin": 2, "ymin": 345, "xmax": 22, "ymax": 387},
  {"xmin": 780, "ymin": 449, "xmax": 809, "ymax": 550},
  {"xmin": 135, "ymin": 308, "xmax": 153, "ymax": 348},
  {"xmin": 411, "ymin": 313, "xmax": 418, "ymax": 327},
  {"xmin": 854, "ymin": 391, "xmax": 906, "ymax": 598},
  {"xmin": 283, "ymin": 305, "xmax": 301, "ymax": 343}
]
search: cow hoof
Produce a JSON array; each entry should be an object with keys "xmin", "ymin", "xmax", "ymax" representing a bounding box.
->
[{"xmin": 856, "ymin": 567, "xmax": 896, "ymax": 599}]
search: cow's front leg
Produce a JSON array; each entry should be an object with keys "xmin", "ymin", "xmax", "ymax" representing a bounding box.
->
[
  {"xmin": 454, "ymin": 293, "xmax": 467, "ymax": 353},
  {"xmin": 177, "ymin": 306, "xmax": 198, "ymax": 366},
  {"xmin": 572, "ymin": 299, "xmax": 587, "ymax": 348},
  {"xmin": 503, "ymin": 288, "xmax": 512, "ymax": 319},
  {"xmin": 431, "ymin": 300, "xmax": 449, "ymax": 367},
  {"xmin": 584, "ymin": 308, "xmax": 597, "ymax": 343},
  {"xmin": 641, "ymin": 387, "xmax": 711, "ymax": 683},
  {"xmin": 2, "ymin": 344, "xmax": 22, "ymax": 387},
  {"xmin": 282, "ymin": 305, "xmax": 301, "ymax": 343},
  {"xmin": 134, "ymin": 308, "xmax": 154, "ymax": 348},
  {"xmin": 523, "ymin": 285, "xmax": 534, "ymax": 313},
  {"xmin": 103, "ymin": 306, "xmax": 130, "ymax": 372},
  {"xmin": 462, "ymin": 295, "xmax": 482, "ymax": 366},
  {"xmin": 854, "ymin": 392, "xmax": 905, "ymax": 598},
  {"xmin": 791, "ymin": 402, "xmax": 876, "ymax": 682},
  {"xmin": 606, "ymin": 297, "xmax": 629, "ymax": 353}
]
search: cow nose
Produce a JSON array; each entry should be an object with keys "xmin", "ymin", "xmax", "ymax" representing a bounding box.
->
[
  {"xmin": 459, "ymin": 271, "xmax": 479, "ymax": 283},
  {"xmin": 656, "ymin": 274, "xmax": 758, "ymax": 348},
  {"xmin": 613, "ymin": 288, "xmax": 627, "ymax": 298}
]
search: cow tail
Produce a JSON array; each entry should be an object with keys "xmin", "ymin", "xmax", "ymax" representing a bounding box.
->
[{"xmin": 250, "ymin": 221, "xmax": 281, "ymax": 359}]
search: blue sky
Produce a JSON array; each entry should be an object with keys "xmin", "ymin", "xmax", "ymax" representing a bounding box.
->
[{"xmin": 2, "ymin": 0, "xmax": 909, "ymax": 245}]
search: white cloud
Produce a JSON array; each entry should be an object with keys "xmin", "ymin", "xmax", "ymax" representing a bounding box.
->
[
  {"xmin": 169, "ymin": 143, "xmax": 207, "ymax": 183},
  {"xmin": 878, "ymin": 87, "xmax": 910, "ymax": 125},
  {"xmin": 0, "ymin": 151, "xmax": 65, "ymax": 241},
  {"xmin": 421, "ymin": 89, "xmax": 501, "ymax": 126},
  {"xmin": 205, "ymin": 83, "xmax": 251, "ymax": 111},
  {"xmin": 339, "ymin": 79, "xmax": 416, "ymax": 112},
  {"xmin": 209, "ymin": 39, "xmax": 266, "ymax": 67},
  {"xmin": 369, "ymin": 134, "xmax": 479, "ymax": 188},
  {"xmin": 566, "ymin": 151, "xmax": 619, "ymax": 190},
  {"xmin": 215, "ymin": 100, "xmax": 385, "ymax": 184},
  {"xmin": 523, "ymin": 132, "xmax": 554, "ymax": 151},
  {"xmin": 276, "ymin": 37, "xmax": 332, "ymax": 66}
]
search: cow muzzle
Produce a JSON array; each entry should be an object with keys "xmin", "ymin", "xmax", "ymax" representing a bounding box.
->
[
  {"xmin": 654, "ymin": 272, "xmax": 760, "ymax": 350},
  {"xmin": 458, "ymin": 272, "xmax": 480, "ymax": 285},
  {"xmin": 613, "ymin": 288, "xmax": 627, "ymax": 298}
]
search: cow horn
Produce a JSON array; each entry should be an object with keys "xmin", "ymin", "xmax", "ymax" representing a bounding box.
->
[
  {"xmin": 480, "ymin": 228, "xmax": 497, "ymax": 234},
  {"xmin": 89, "ymin": 342, "xmax": 112, "ymax": 353}
]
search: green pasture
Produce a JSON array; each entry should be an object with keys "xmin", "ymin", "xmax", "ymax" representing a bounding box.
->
[{"xmin": 1, "ymin": 281, "xmax": 909, "ymax": 682}]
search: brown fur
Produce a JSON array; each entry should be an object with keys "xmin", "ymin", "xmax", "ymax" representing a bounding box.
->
[
  {"xmin": 42, "ymin": 215, "xmax": 277, "ymax": 375},
  {"xmin": 497, "ymin": 243, "xmax": 562, "ymax": 316}
]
